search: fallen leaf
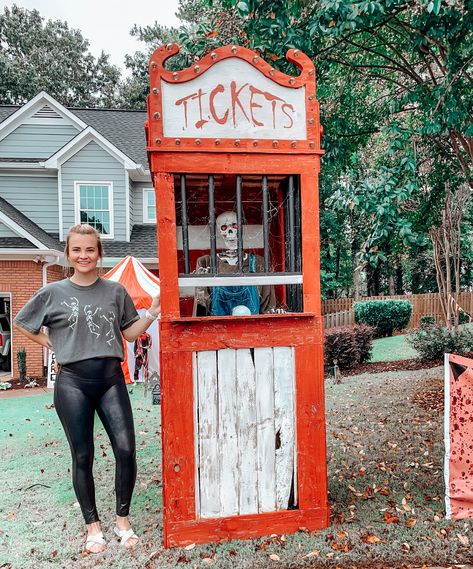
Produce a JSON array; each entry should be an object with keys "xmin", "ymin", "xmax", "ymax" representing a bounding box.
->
[
  {"xmin": 362, "ymin": 533, "xmax": 382, "ymax": 544},
  {"xmin": 401, "ymin": 542, "xmax": 410, "ymax": 552},
  {"xmin": 268, "ymin": 554, "xmax": 280, "ymax": 561},
  {"xmin": 50, "ymin": 549, "xmax": 58, "ymax": 557},
  {"xmin": 457, "ymin": 533, "xmax": 469, "ymax": 546},
  {"xmin": 202, "ymin": 558, "xmax": 214, "ymax": 564},
  {"xmin": 305, "ymin": 550, "xmax": 320, "ymax": 558},
  {"xmin": 336, "ymin": 530, "xmax": 347, "ymax": 539},
  {"xmin": 405, "ymin": 517, "xmax": 417, "ymax": 528},
  {"xmin": 184, "ymin": 543, "xmax": 196, "ymax": 550},
  {"xmin": 149, "ymin": 550, "xmax": 159, "ymax": 560}
]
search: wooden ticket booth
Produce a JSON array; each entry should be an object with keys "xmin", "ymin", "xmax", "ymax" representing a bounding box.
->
[{"xmin": 146, "ymin": 43, "xmax": 329, "ymax": 547}]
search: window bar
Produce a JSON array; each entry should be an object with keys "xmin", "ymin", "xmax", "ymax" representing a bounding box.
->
[
  {"xmin": 236, "ymin": 175, "xmax": 244, "ymax": 273},
  {"xmin": 262, "ymin": 175, "xmax": 270, "ymax": 273},
  {"xmin": 288, "ymin": 175, "xmax": 296, "ymax": 272},
  {"xmin": 208, "ymin": 175, "xmax": 217, "ymax": 274},
  {"xmin": 180, "ymin": 175, "xmax": 190, "ymax": 275}
]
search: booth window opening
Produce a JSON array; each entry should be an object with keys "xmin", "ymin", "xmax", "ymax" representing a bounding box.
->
[{"xmin": 174, "ymin": 173, "xmax": 303, "ymax": 316}]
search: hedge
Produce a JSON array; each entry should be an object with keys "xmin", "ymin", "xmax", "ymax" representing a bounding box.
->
[{"xmin": 354, "ymin": 299, "xmax": 413, "ymax": 337}]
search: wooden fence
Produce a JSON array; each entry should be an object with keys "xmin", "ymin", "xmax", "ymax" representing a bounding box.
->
[{"xmin": 322, "ymin": 292, "xmax": 473, "ymax": 330}]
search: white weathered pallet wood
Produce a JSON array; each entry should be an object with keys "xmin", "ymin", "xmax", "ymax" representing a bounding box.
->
[
  {"xmin": 236, "ymin": 348, "xmax": 259, "ymax": 515},
  {"xmin": 196, "ymin": 350, "xmax": 220, "ymax": 518},
  {"xmin": 218, "ymin": 349, "xmax": 240, "ymax": 516},
  {"xmin": 255, "ymin": 347, "xmax": 277, "ymax": 512},
  {"xmin": 274, "ymin": 347, "xmax": 296, "ymax": 510}
]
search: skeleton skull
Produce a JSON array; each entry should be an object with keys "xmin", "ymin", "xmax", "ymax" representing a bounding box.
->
[{"xmin": 216, "ymin": 211, "xmax": 238, "ymax": 250}]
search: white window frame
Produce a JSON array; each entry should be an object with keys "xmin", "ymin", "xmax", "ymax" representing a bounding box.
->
[
  {"xmin": 74, "ymin": 181, "xmax": 114, "ymax": 239},
  {"xmin": 143, "ymin": 187, "xmax": 156, "ymax": 224}
]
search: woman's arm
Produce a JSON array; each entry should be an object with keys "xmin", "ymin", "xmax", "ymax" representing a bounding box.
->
[
  {"xmin": 14, "ymin": 324, "xmax": 52, "ymax": 350},
  {"xmin": 122, "ymin": 295, "xmax": 160, "ymax": 343}
]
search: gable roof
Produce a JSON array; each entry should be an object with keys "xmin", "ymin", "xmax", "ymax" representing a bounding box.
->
[
  {"xmin": 0, "ymin": 196, "xmax": 62, "ymax": 251},
  {"xmin": 0, "ymin": 97, "xmax": 148, "ymax": 167},
  {"xmin": 0, "ymin": 92, "xmax": 86, "ymax": 143}
]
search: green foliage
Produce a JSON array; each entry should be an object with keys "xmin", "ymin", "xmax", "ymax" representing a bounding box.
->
[
  {"xmin": 419, "ymin": 314, "xmax": 436, "ymax": 329},
  {"xmin": 0, "ymin": 5, "xmax": 121, "ymax": 106},
  {"xmin": 16, "ymin": 346, "xmax": 26, "ymax": 380},
  {"xmin": 407, "ymin": 324, "xmax": 473, "ymax": 361},
  {"xmin": 324, "ymin": 324, "xmax": 374, "ymax": 369},
  {"xmin": 354, "ymin": 299, "xmax": 413, "ymax": 337}
]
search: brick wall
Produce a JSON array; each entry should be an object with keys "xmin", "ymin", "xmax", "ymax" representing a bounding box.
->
[{"xmin": 0, "ymin": 261, "xmax": 64, "ymax": 379}]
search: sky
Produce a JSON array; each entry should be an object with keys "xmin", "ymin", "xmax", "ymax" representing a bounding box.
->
[{"xmin": 2, "ymin": 0, "xmax": 182, "ymax": 73}]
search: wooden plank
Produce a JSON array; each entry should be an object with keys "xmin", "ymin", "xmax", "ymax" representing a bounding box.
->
[
  {"xmin": 166, "ymin": 506, "xmax": 330, "ymax": 547},
  {"xmin": 218, "ymin": 349, "xmax": 239, "ymax": 516},
  {"xmin": 273, "ymin": 347, "xmax": 296, "ymax": 510},
  {"xmin": 195, "ymin": 350, "xmax": 220, "ymax": 518},
  {"xmin": 255, "ymin": 347, "xmax": 276, "ymax": 512},
  {"xmin": 236, "ymin": 348, "xmax": 258, "ymax": 515}
]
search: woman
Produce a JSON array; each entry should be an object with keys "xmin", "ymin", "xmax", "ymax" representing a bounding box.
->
[{"xmin": 14, "ymin": 224, "xmax": 160, "ymax": 554}]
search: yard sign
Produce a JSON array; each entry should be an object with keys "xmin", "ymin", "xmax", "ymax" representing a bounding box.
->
[{"xmin": 146, "ymin": 44, "xmax": 329, "ymax": 547}]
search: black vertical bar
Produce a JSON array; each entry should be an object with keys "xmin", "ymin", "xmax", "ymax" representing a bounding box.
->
[
  {"xmin": 180, "ymin": 174, "xmax": 190, "ymax": 274},
  {"xmin": 288, "ymin": 175, "xmax": 296, "ymax": 272},
  {"xmin": 208, "ymin": 175, "xmax": 217, "ymax": 274},
  {"xmin": 236, "ymin": 175, "xmax": 243, "ymax": 273},
  {"xmin": 262, "ymin": 175, "xmax": 270, "ymax": 273}
]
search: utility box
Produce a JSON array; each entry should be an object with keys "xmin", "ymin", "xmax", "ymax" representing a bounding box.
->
[{"xmin": 146, "ymin": 43, "xmax": 329, "ymax": 547}]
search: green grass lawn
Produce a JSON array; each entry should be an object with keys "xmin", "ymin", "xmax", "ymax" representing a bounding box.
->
[
  {"xmin": 369, "ymin": 333, "xmax": 417, "ymax": 363},
  {"xmin": 1, "ymin": 368, "xmax": 470, "ymax": 568}
]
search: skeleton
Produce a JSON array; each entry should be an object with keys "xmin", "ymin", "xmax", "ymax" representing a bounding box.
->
[
  {"xmin": 61, "ymin": 297, "xmax": 79, "ymax": 330},
  {"xmin": 84, "ymin": 305, "xmax": 102, "ymax": 337},
  {"xmin": 101, "ymin": 311, "xmax": 116, "ymax": 346},
  {"xmin": 216, "ymin": 211, "xmax": 247, "ymax": 266}
]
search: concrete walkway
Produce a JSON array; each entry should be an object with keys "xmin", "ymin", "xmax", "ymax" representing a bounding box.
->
[{"xmin": 0, "ymin": 386, "xmax": 51, "ymax": 399}]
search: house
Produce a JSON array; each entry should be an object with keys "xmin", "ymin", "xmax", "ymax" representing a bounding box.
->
[{"xmin": 0, "ymin": 92, "xmax": 157, "ymax": 379}]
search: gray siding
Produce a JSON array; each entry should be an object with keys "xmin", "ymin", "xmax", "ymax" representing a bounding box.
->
[
  {"xmin": 0, "ymin": 175, "xmax": 59, "ymax": 232},
  {"xmin": 0, "ymin": 123, "xmax": 79, "ymax": 159},
  {"xmin": 0, "ymin": 222, "xmax": 17, "ymax": 237},
  {"xmin": 61, "ymin": 141, "xmax": 127, "ymax": 240},
  {"xmin": 129, "ymin": 175, "xmax": 135, "ymax": 231},
  {"xmin": 131, "ymin": 183, "xmax": 154, "ymax": 225}
]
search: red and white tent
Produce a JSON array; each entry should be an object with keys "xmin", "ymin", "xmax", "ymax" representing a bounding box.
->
[{"xmin": 103, "ymin": 256, "xmax": 160, "ymax": 384}]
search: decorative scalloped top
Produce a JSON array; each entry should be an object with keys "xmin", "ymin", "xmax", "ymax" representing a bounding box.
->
[{"xmin": 146, "ymin": 44, "xmax": 322, "ymax": 153}]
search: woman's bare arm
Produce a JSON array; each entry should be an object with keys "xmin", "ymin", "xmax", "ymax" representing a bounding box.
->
[
  {"xmin": 121, "ymin": 294, "xmax": 160, "ymax": 343},
  {"xmin": 14, "ymin": 324, "xmax": 52, "ymax": 350}
]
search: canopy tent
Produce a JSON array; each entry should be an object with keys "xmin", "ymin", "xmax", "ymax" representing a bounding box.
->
[{"xmin": 103, "ymin": 256, "xmax": 160, "ymax": 384}]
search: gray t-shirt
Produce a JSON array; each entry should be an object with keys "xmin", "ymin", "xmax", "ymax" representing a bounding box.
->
[{"xmin": 14, "ymin": 278, "xmax": 139, "ymax": 364}]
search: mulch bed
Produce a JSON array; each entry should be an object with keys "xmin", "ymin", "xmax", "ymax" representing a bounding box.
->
[{"xmin": 2, "ymin": 376, "xmax": 48, "ymax": 391}]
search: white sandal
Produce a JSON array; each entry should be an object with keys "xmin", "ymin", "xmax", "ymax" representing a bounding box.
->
[
  {"xmin": 84, "ymin": 532, "xmax": 106, "ymax": 554},
  {"xmin": 114, "ymin": 526, "xmax": 139, "ymax": 547}
]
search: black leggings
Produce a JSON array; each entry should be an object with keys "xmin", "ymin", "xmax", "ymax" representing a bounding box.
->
[{"xmin": 54, "ymin": 358, "xmax": 137, "ymax": 524}]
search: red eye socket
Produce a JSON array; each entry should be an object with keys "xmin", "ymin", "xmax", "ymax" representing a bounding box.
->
[
  {"xmin": 221, "ymin": 225, "xmax": 227, "ymax": 231},
  {"xmin": 232, "ymin": 223, "xmax": 238, "ymax": 229}
]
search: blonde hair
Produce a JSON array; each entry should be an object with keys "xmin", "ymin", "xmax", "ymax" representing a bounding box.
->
[{"xmin": 64, "ymin": 224, "xmax": 103, "ymax": 260}]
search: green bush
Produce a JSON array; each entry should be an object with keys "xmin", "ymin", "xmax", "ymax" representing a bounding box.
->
[
  {"xmin": 354, "ymin": 300, "xmax": 413, "ymax": 337},
  {"xmin": 407, "ymin": 324, "xmax": 473, "ymax": 361},
  {"xmin": 16, "ymin": 347, "xmax": 27, "ymax": 380},
  {"xmin": 324, "ymin": 324, "xmax": 375, "ymax": 370},
  {"xmin": 420, "ymin": 315, "xmax": 436, "ymax": 329}
]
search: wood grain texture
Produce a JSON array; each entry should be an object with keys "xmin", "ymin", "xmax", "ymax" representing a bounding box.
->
[
  {"xmin": 195, "ymin": 351, "xmax": 220, "ymax": 518},
  {"xmin": 218, "ymin": 349, "xmax": 239, "ymax": 516},
  {"xmin": 274, "ymin": 346, "xmax": 296, "ymax": 510},
  {"xmin": 236, "ymin": 348, "xmax": 259, "ymax": 515},
  {"xmin": 255, "ymin": 347, "xmax": 276, "ymax": 513}
]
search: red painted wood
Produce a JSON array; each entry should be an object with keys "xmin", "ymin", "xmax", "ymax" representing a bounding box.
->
[
  {"xmin": 161, "ymin": 350, "xmax": 196, "ymax": 544},
  {"xmin": 149, "ymin": 44, "xmax": 329, "ymax": 548},
  {"xmin": 166, "ymin": 507, "xmax": 330, "ymax": 547},
  {"xmin": 147, "ymin": 44, "xmax": 321, "ymax": 154},
  {"xmin": 155, "ymin": 173, "xmax": 180, "ymax": 318}
]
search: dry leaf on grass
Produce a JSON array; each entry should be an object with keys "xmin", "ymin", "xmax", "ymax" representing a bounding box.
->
[
  {"xmin": 405, "ymin": 517, "xmax": 417, "ymax": 528},
  {"xmin": 361, "ymin": 533, "xmax": 382, "ymax": 544},
  {"xmin": 184, "ymin": 543, "xmax": 196, "ymax": 550},
  {"xmin": 268, "ymin": 553, "xmax": 280, "ymax": 561},
  {"xmin": 457, "ymin": 533, "xmax": 469, "ymax": 546},
  {"xmin": 305, "ymin": 550, "xmax": 320, "ymax": 558},
  {"xmin": 149, "ymin": 551, "xmax": 159, "ymax": 560}
]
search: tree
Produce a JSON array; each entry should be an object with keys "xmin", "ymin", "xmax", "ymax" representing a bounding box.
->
[{"xmin": 0, "ymin": 5, "xmax": 121, "ymax": 107}]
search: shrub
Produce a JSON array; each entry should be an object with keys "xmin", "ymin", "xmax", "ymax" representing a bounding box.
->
[
  {"xmin": 420, "ymin": 315, "xmax": 436, "ymax": 329},
  {"xmin": 353, "ymin": 324, "xmax": 375, "ymax": 363},
  {"xmin": 324, "ymin": 324, "xmax": 375, "ymax": 370},
  {"xmin": 354, "ymin": 300, "xmax": 413, "ymax": 337},
  {"xmin": 17, "ymin": 347, "xmax": 27, "ymax": 380},
  {"xmin": 407, "ymin": 324, "xmax": 473, "ymax": 361}
]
